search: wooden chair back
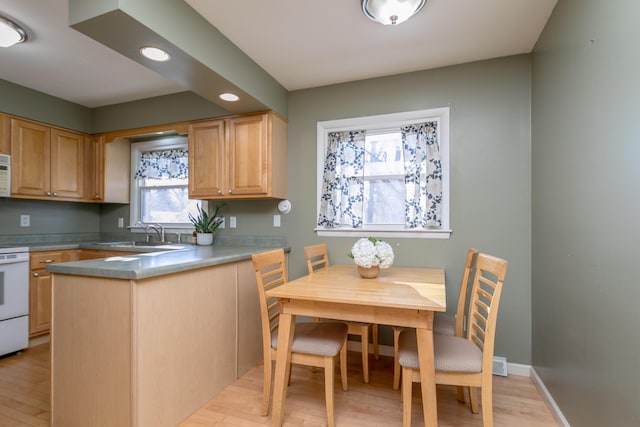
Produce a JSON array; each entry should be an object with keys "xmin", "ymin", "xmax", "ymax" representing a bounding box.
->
[
  {"xmin": 465, "ymin": 252, "xmax": 508, "ymax": 367},
  {"xmin": 251, "ymin": 249, "xmax": 287, "ymax": 360},
  {"xmin": 454, "ymin": 248, "xmax": 479, "ymax": 337},
  {"xmin": 304, "ymin": 243, "xmax": 329, "ymax": 273}
]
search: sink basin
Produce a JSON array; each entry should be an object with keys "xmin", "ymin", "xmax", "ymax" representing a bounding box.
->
[{"xmin": 95, "ymin": 241, "xmax": 185, "ymax": 248}]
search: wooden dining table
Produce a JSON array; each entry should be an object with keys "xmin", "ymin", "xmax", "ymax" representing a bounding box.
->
[{"xmin": 265, "ymin": 264, "xmax": 446, "ymax": 427}]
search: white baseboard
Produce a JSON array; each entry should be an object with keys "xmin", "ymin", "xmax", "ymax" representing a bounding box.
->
[{"xmin": 531, "ymin": 367, "xmax": 571, "ymax": 427}]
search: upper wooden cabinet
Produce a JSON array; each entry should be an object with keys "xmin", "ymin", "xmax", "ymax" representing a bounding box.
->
[
  {"xmin": 188, "ymin": 111, "xmax": 287, "ymax": 200},
  {"xmin": 85, "ymin": 134, "xmax": 130, "ymax": 203},
  {"xmin": 11, "ymin": 118, "xmax": 85, "ymax": 201},
  {"xmin": 0, "ymin": 114, "xmax": 10, "ymax": 155}
]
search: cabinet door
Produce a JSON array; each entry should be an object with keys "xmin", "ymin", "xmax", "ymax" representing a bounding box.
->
[
  {"xmin": 11, "ymin": 118, "xmax": 51, "ymax": 196},
  {"xmin": 29, "ymin": 270, "xmax": 52, "ymax": 336},
  {"xmin": 227, "ymin": 114, "xmax": 268, "ymax": 196},
  {"xmin": 85, "ymin": 134, "xmax": 105, "ymax": 201},
  {"xmin": 188, "ymin": 120, "xmax": 226, "ymax": 198},
  {"xmin": 0, "ymin": 114, "xmax": 9, "ymax": 155},
  {"xmin": 51, "ymin": 128, "xmax": 85, "ymax": 199},
  {"xmin": 103, "ymin": 138, "xmax": 130, "ymax": 203}
]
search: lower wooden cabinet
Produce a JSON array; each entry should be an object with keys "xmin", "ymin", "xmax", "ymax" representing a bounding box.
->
[
  {"xmin": 29, "ymin": 251, "xmax": 63, "ymax": 337},
  {"xmin": 29, "ymin": 249, "xmax": 137, "ymax": 337}
]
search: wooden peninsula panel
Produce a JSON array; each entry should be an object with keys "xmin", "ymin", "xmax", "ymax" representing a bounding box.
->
[{"xmin": 51, "ymin": 260, "xmax": 259, "ymax": 427}]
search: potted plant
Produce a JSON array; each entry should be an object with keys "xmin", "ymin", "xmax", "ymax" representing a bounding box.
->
[{"xmin": 188, "ymin": 203, "xmax": 225, "ymax": 245}]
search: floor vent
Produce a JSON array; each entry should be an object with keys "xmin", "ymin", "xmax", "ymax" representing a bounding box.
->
[{"xmin": 493, "ymin": 356, "xmax": 508, "ymax": 376}]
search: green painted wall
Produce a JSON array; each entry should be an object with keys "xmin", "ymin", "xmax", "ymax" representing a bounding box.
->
[
  {"xmin": 0, "ymin": 79, "xmax": 92, "ymax": 132},
  {"xmin": 531, "ymin": 0, "xmax": 640, "ymax": 425},
  {"xmin": 91, "ymin": 91, "xmax": 229, "ymax": 133},
  {"xmin": 283, "ymin": 56, "xmax": 532, "ymax": 362},
  {"xmin": 0, "ymin": 199, "xmax": 99, "ymax": 235}
]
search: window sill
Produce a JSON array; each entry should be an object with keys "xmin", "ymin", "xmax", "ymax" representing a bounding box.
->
[{"xmin": 315, "ymin": 228, "xmax": 452, "ymax": 239}]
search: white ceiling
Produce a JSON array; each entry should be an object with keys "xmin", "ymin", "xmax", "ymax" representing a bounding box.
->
[{"xmin": 0, "ymin": 0, "xmax": 557, "ymax": 108}]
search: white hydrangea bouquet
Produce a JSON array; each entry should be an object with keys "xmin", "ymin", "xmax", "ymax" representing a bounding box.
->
[{"xmin": 348, "ymin": 237, "xmax": 395, "ymax": 269}]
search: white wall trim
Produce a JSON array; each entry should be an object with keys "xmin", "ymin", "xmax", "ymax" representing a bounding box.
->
[
  {"xmin": 506, "ymin": 361, "xmax": 532, "ymax": 377},
  {"xmin": 531, "ymin": 367, "xmax": 571, "ymax": 427}
]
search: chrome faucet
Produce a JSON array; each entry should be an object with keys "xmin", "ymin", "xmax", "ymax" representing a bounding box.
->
[{"xmin": 146, "ymin": 223, "xmax": 165, "ymax": 242}]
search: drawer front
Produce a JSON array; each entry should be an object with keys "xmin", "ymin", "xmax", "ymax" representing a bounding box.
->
[{"xmin": 30, "ymin": 252, "xmax": 63, "ymax": 269}]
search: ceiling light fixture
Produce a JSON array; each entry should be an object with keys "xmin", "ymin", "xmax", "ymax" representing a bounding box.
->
[
  {"xmin": 0, "ymin": 15, "xmax": 27, "ymax": 47},
  {"xmin": 219, "ymin": 93, "xmax": 240, "ymax": 102},
  {"xmin": 361, "ymin": 0, "xmax": 427, "ymax": 26},
  {"xmin": 139, "ymin": 46, "xmax": 171, "ymax": 62}
]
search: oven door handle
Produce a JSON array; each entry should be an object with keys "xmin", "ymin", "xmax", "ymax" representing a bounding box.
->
[{"xmin": 0, "ymin": 257, "xmax": 29, "ymax": 266}]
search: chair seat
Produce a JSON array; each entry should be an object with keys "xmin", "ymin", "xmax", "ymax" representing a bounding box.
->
[
  {"xmin": 272, "ymin": 321, "xmax": 348, "ymax": 357},
  {"xmin": 433, "ymin": 312, "xmax": 455, "ymax": 336},
  {"xmin": 398, "ymin": 331, "xmax": 482, "ymax": 372}
]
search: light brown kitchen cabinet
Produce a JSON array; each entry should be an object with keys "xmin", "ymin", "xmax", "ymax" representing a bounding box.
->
[
  {"xmin": 11, "ymin": 118, "xmax": 85, "ymax": 201},
  {"xmin": 0, "ymin": 114, "xmax": 10, "ymax": 154},
  {"xmin": 85, "ymin": 134, "xmax": 131, "ymax": 203},
  {"xmin": 29, "ymin": 251, "xmax": 63, "ymax": 337},
  {"xmin": 188, "ymin": 111, "xmax": 287, "ymax": 199},
  {"xmin": 29, "ymin": 249, "xmax": 138, "ymax": 337}
]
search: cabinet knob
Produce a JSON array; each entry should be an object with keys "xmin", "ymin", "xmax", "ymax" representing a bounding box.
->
[
  {"xmin": 53, "ymin": 192, "xmax": 58, "ymax": 196},
  {"xmin": 33, "ymin": 272, "xmax": 39, "ymax": 277},
  {"xmin": 95, "ymin": 194, "xmax": 101, "ymax": 199},
  {"xmin": 46, "ymin": 191, "xmax": 51, "ymax": 196},
  {"xmin": 217, "ymin": 190, "xmax": 223, "ymax": 195},
  {"xmin": 228, "ymin": 189, "xmax": 233, "ymax": 194},
  {"xmin": 40, "ymin": 259, "xmax": 55, "ymax": 264}
]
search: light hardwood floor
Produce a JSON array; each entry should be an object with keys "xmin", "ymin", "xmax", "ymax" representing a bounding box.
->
[{"xmin": 0, "ymin": 343, "xmax": 559, "ymax": 426}]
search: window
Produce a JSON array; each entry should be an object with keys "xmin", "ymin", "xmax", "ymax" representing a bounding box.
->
[
  {"xmin": 130, "ymin": 136, "xmax": 203, "ymax": 231},
  {"xmin": 316, "ymin": 108, "xmax": 450, "ymax": 239}
]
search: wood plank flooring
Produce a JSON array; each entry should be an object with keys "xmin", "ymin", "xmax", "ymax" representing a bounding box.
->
[{"xmin": 0, "ymin": 343, "xmax": 559, "ymax": 426}]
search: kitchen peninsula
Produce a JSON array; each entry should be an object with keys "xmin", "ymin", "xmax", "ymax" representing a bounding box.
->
[{"xmin": 47, "ymin": 243, "xmax": 279, "ymax": 427}]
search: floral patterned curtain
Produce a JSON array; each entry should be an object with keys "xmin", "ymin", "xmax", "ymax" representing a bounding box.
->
[
  {"xmin": 401, "ymin": 121, "xmax": 442, "ymax": 228},
  {"xmin": 134, "ymin": 148, "xmax": 189, "ymax": 180},
  {"xmin": 317, "ymin": 130, "xmax": 366, "ymax": 228}
]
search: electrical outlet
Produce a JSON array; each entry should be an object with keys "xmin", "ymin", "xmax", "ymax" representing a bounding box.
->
[
  {"xmin": 117, "ymin": 217, "xmax": 124, "ymax": 228},
  {"xmin": 20, "ymin": 214, "xmax": 30, "ymax": 227},
  {"xmin": 218, "ymin": 217, "xmax": 225, "ymax": 229},
  {"xmin": 229, "ymin": 216, "xmax": 237, "ymax": 228},
  {"xmin": 273, "ymin": 214, "xmax": 281, "ymax": 227}
]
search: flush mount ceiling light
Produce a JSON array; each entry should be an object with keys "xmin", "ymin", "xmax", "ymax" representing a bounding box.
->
[
  {"xmin": 0, "ymin": 15, "xmax": 27, "ymax": 47},
  {"xmin": 139, "ymin": 46, "xmax": 171, "ymax": 62},
  {"xmin": 361, "ymin": 0, "xmax": 427, "ymax": 26},
  {"xmin": 219, "ymin": 93, "xmax": 240, "ymax": 102}
]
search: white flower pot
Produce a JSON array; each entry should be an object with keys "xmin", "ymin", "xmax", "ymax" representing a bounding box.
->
[{"xmin": 196, "ymin": 232, "xmax": 214, "ymax": 246}]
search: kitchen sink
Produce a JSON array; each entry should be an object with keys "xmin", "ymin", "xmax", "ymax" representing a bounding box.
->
[{"xmin": 95, "ymin": 241, "xmax": 185, "ymax": 249}]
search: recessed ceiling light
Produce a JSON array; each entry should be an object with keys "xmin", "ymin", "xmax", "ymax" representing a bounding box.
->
[
  {"xmin": 0, "ymin": 15, "xmax": 27, "ymax": 48},
  {"xmin": 219, "ymin": 93, "xmax": 240, "ymax": 102},
  {"xmin": 139, "ymin": 46, "xmax": 171, "ymax": 62}
]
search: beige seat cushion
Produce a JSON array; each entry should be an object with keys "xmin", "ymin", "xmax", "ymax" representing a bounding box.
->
[
  {"xmin": 398, "ymin": 330, "xmax": 482, "ymax": 373},
  {"xmin": 272, "ymin": 321, "xmax": 347, "ymax": 357},
  {"xmin": 433, "ymin": 312, "xmax": 455, "ymax": 336}
]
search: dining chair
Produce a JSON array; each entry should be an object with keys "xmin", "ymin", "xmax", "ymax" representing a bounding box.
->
[
  {"xmin": 392, "ymin": 247, "xmax": 479, "ymax": 391},
  {"xmin": 251, "ymin": 248, "xmax": 348, "ymax": 426},
  {"xmin": 304, "ymin": 243, "xmax": 378, "ymax": 383},
  {"xmin": 397, "ymin": 252, "xmax": 508, "ymax": 427}
]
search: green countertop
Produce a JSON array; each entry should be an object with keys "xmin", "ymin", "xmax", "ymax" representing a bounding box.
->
[{"xmin": 45, "ymin": 243, "xmax": 286, "ymax": 280}]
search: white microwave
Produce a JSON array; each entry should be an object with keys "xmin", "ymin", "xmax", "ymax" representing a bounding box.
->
[{"xmin": 0, "ymin": 154, "xmax": 10, "ymax": 197}]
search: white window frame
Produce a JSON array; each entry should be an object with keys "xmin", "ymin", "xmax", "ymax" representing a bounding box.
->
[
  {"xmin": 316, "ymin": 107, "xmax": 451, "ymax": 239},
  {"xmin": 130, "ymin": 136, "xmax": 206, "ymax": 234}
]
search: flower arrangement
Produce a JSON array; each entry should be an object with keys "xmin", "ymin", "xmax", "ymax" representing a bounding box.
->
[{"xmin": 348, "ymin": 237, "xmax": 395, "ymax": 269}]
